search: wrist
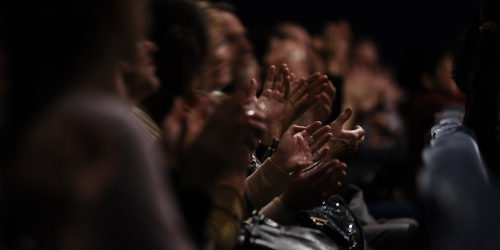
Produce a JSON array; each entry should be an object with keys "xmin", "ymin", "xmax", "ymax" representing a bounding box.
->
[{"xmin": 270, "ymin": 154, "xmax": 290, "ymax": 173}]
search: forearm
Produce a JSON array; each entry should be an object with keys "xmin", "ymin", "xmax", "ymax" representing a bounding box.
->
[
  {"xmin": 258, "ymin": 197, "xmax": 298, "ymax": 225},
  {"xmin": 245, "ymin": 158, "xmax": 290, "ymax": 210}
]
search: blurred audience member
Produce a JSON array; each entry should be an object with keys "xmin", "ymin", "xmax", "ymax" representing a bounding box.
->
[
  {"xmin": 453, "ymin": 0, "xmax": 500, "ymax": 174},
  {"xmin": 0, "ymin": 0, "xmax": 195, "ymax": 249},
  {"xmin": 401, "ymin": 44, "xmax": 466, "ymax": 198}
]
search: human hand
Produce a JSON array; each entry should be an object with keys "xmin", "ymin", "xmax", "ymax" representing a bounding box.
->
[
  {"xmin": 162, "ymin": 94, "xmax": 213, "ymax": 166},
  {"xmin": 309, "ymin": 78, "xmax": 336, "ymax": 124},
  {"xmin": 181, "ymin": 96, "xmax": 267, "ymax": 192},
  {"xmin": 271, "ymin": 121, "xmax": 332, "ymax": 173},
  {"xmin": 323, "ymin": 107, "xmax": 365, "ymax": 159},
  {"xmin": 279, "ymin": 159, "xmax": 347, "ymax": 215},
  {"xmin": 286, "ymin": 72, "xmax": 337, "ymax": 127},
  {"xmin": 277, "ymin": 72, "xmax": 333, "ymax": 133},
  {"xmin": 255, "ymin": 64, "xmax": 291, "ymax": 144}
]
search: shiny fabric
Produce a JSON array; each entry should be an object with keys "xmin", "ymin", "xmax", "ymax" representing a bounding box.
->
[
  {"xmin": 298, "ymin": 196, "xmax": 366, "ymax": 250},
  {"xmin": 237, "ymin": 212, "xmax": 339, "ymax": 250}
]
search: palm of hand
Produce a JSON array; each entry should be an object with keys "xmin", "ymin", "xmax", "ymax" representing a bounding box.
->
[
  {"xmin": 257, "ymin": 89, "xmax": 287, "ymax": 122},
  {"xmin": 276, "ymin": 132, "xmax": 312, "ymax": 173}
]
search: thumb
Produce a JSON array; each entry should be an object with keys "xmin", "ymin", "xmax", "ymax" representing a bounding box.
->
[
  {"xmin": 290, "ymin": 165, "xmax": 303, "ymax": 179},
  {"xmin": 331, "ymin": 107, "xmax": 352, "ymax": 130}
]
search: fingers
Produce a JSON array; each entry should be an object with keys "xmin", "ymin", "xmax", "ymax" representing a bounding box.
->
[
  {"xmin": 263, "ymin": 65, "xmax": 276, "ymax": 91},
  {"xmin": 315, "ymin": 160, "xmax": 347, "ymax": 199},
  {"xmin": 301, "ymin": 121, "xmax": 322, "ymax": 137},
  {"xmin": 280, "ymin": 67, "xmax": 290, "ymax": 92},
  {"xmin": 290, "ymin": 162, "xmax": 304, "ymax": 178},
  {"xmin": 308, "ymin": 74, "xmax": 329, "ymax": 92},
  {"xmin": 248, "ymin": 78, "xmax": 258, "ymax": 98},
  {"xmin": 304, "ymin": 125, "xmax": 331, "ymax": 145},
  {"xmin": 325, "ymin": 80, "xmax": 336, "ymax": 99},
  {"xmin": 305, "ymin": 72, "xmax": 321, "ymax": 85},
  {"xmin": 243, "ymin": 109, "xmax": 268, "ymax": 149},
  {"xmin": 310, "ymin": 132, "xmax": 333, "ymax": 153},
  {"xmin": 290, "ymin": 78, "xmax": 308, "ymax": 103},
  {"xmin": 307, "ymin": 159, "xmax": 338, "ymax": 186},
  {"xmin": 273, "ymin": 64, "xmax": 287, "ymax": 90},
  {"xmin": 353, "ymin": 125, "xmax": 365, "ymax": 139},
  {"xmin": 312, "ymin": 146, "xmax": 329, "ymax": 162},
  {"xmin": 317, "ymin": 91, "xmax": 333, "ymax": 107},
  {"xmin": 283, "ymin": 76, "xmax": 291, "ymax": 101},
  {"xmin": 308, "ymin": 82, "xmax": 328, "ymax": 100},
  {"xmin": 321, "ymin": 162, "xmax": 347, "ymax": 200},
  {"xmin": 330, "ymin": 107, "xmax": 353, "ymax": 130},
  {"xmin": 290, "ymin": 124, "xmax": 307, "ymax": 134},
  {"xmin": 354, "ymin": 125, "xmax": 365, "ymax": 148},
  {"xmin": 290, "ymin": 72, "xmax": 296, "ymax": 83}
]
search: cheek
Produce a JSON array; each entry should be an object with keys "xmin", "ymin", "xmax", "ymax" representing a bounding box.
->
[{"xmin": 215, "ymin": 45, "xmax": 231, "ymax": 64}]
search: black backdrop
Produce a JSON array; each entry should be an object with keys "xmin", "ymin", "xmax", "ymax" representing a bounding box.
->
[{"xmin": 213, "ymin": 0, "xmax": 481, "ymax": 67}]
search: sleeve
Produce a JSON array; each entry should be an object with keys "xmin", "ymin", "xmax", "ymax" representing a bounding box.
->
[
  {"xmin": 258, "ymin": 197, "xmax": 298, "ymax": 225},
  {"xmin": 204, "ymin": 185, "xmax": 247, "ymax": 250},
  {"xmin": 245, "ymin": 158, "xmax": 290, "ymax": 210}
]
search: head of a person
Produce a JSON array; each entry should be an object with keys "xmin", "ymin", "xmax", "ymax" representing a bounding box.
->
[
  {"xmin": 453, "ymin": 0, "xmax": 500, "ymax": 95},
  {"xmin": 211, "ymin": 3, "xmax": 256, "ymax": 88},
  {"xmin": 118, "ymin": 39, "xmax": 160, "ymax": 103},
  {"xmin": 196, "ymin": 1, "xmax": 232, "ymax": 92},
  {"xmin": 400, "ymin": 44, "xmax": 456, "ymax": 95},
  {"xmin": 0, "ymin": 0, "xmax": 144, "ymax": 164},
  {"xmin": 263, "ymin": 22, "xmax": 314, "ymax": 79},
  {"xmin": 141, "ymin": 0, "xmax": 210, "ymax": 124},
  {"xmin": 349, "ymin": 36, "xmax": 379, "ymax": 72}
]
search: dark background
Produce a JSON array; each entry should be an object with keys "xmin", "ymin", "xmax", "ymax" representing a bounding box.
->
[{"xmin": 214, "ymin": 0, "xmax": 481, "ymax": 68}]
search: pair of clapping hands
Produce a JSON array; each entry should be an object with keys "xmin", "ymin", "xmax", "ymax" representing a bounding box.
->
[
  {"xmin": 255, "ymin": 64, "xmax": 364, "ymax": 160},
  {"xmin": 164, "ymin": 64, "xmax": 364, "ymax": 199},
  {"xmin": 251, "ymin": 64, "xmax": 365, "ymax": 212}
]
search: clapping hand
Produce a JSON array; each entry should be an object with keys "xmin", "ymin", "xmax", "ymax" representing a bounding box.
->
[
  {"xmin": 253, "ymin": 64, "xmax": 291, "ymax": 145},
  {"xmin": 270, "ymin": 121, "xmax": 332, "ymax": 173},
  {"xmin": 323, "ymin": 107, "xmax": 365, "ymax": 159}
]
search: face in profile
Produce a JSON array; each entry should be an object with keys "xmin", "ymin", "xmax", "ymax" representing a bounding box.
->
[
  {"xmin": 435, "ymin": 55, "xmax": 459, "ymax": 95},
  {"xmin": 121, "ymin": 39, "xmax": 160, "ymax": 102},
  {"xmin": 203, "ymin": 27, "xmax": 232, "ymax": 91},
  {"xmin": 219, "ymin": 11, "xmax": 256, "ymax": 83}
]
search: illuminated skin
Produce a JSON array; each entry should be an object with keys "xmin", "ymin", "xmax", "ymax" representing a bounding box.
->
[
  {"xmin": 203, "ymin": 27, "xmax": 232, "ymax": 91},
  {"xmin": 219, "ymin": 11, "xmax": 256, "ymax": 86}
]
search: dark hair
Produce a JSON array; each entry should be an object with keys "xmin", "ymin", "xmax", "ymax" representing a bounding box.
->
[
  {"xmin": 141, "ymin": 0, "xmax": 209, "ymax": 125},
  {"xmin": 399, "ymin": 44, "xmax": 452, "ymax": 93},
  {"xmin": 456, "ymin": 0, "xmax": 500, "ymax": 170},
  {"xmin": 209, "ymin": 2, "xmax": 236, "ymax": 14},
  {"xmin": 462, "ymin": 21, "xmax": 500, "ymax": 170},
  {"xmin": 269, "ymin": 21, "xmax": 308, "ymax": 41},
  {"xmin": 452, "ymin": 11, "xmax": 482, "ymax": 94}
]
